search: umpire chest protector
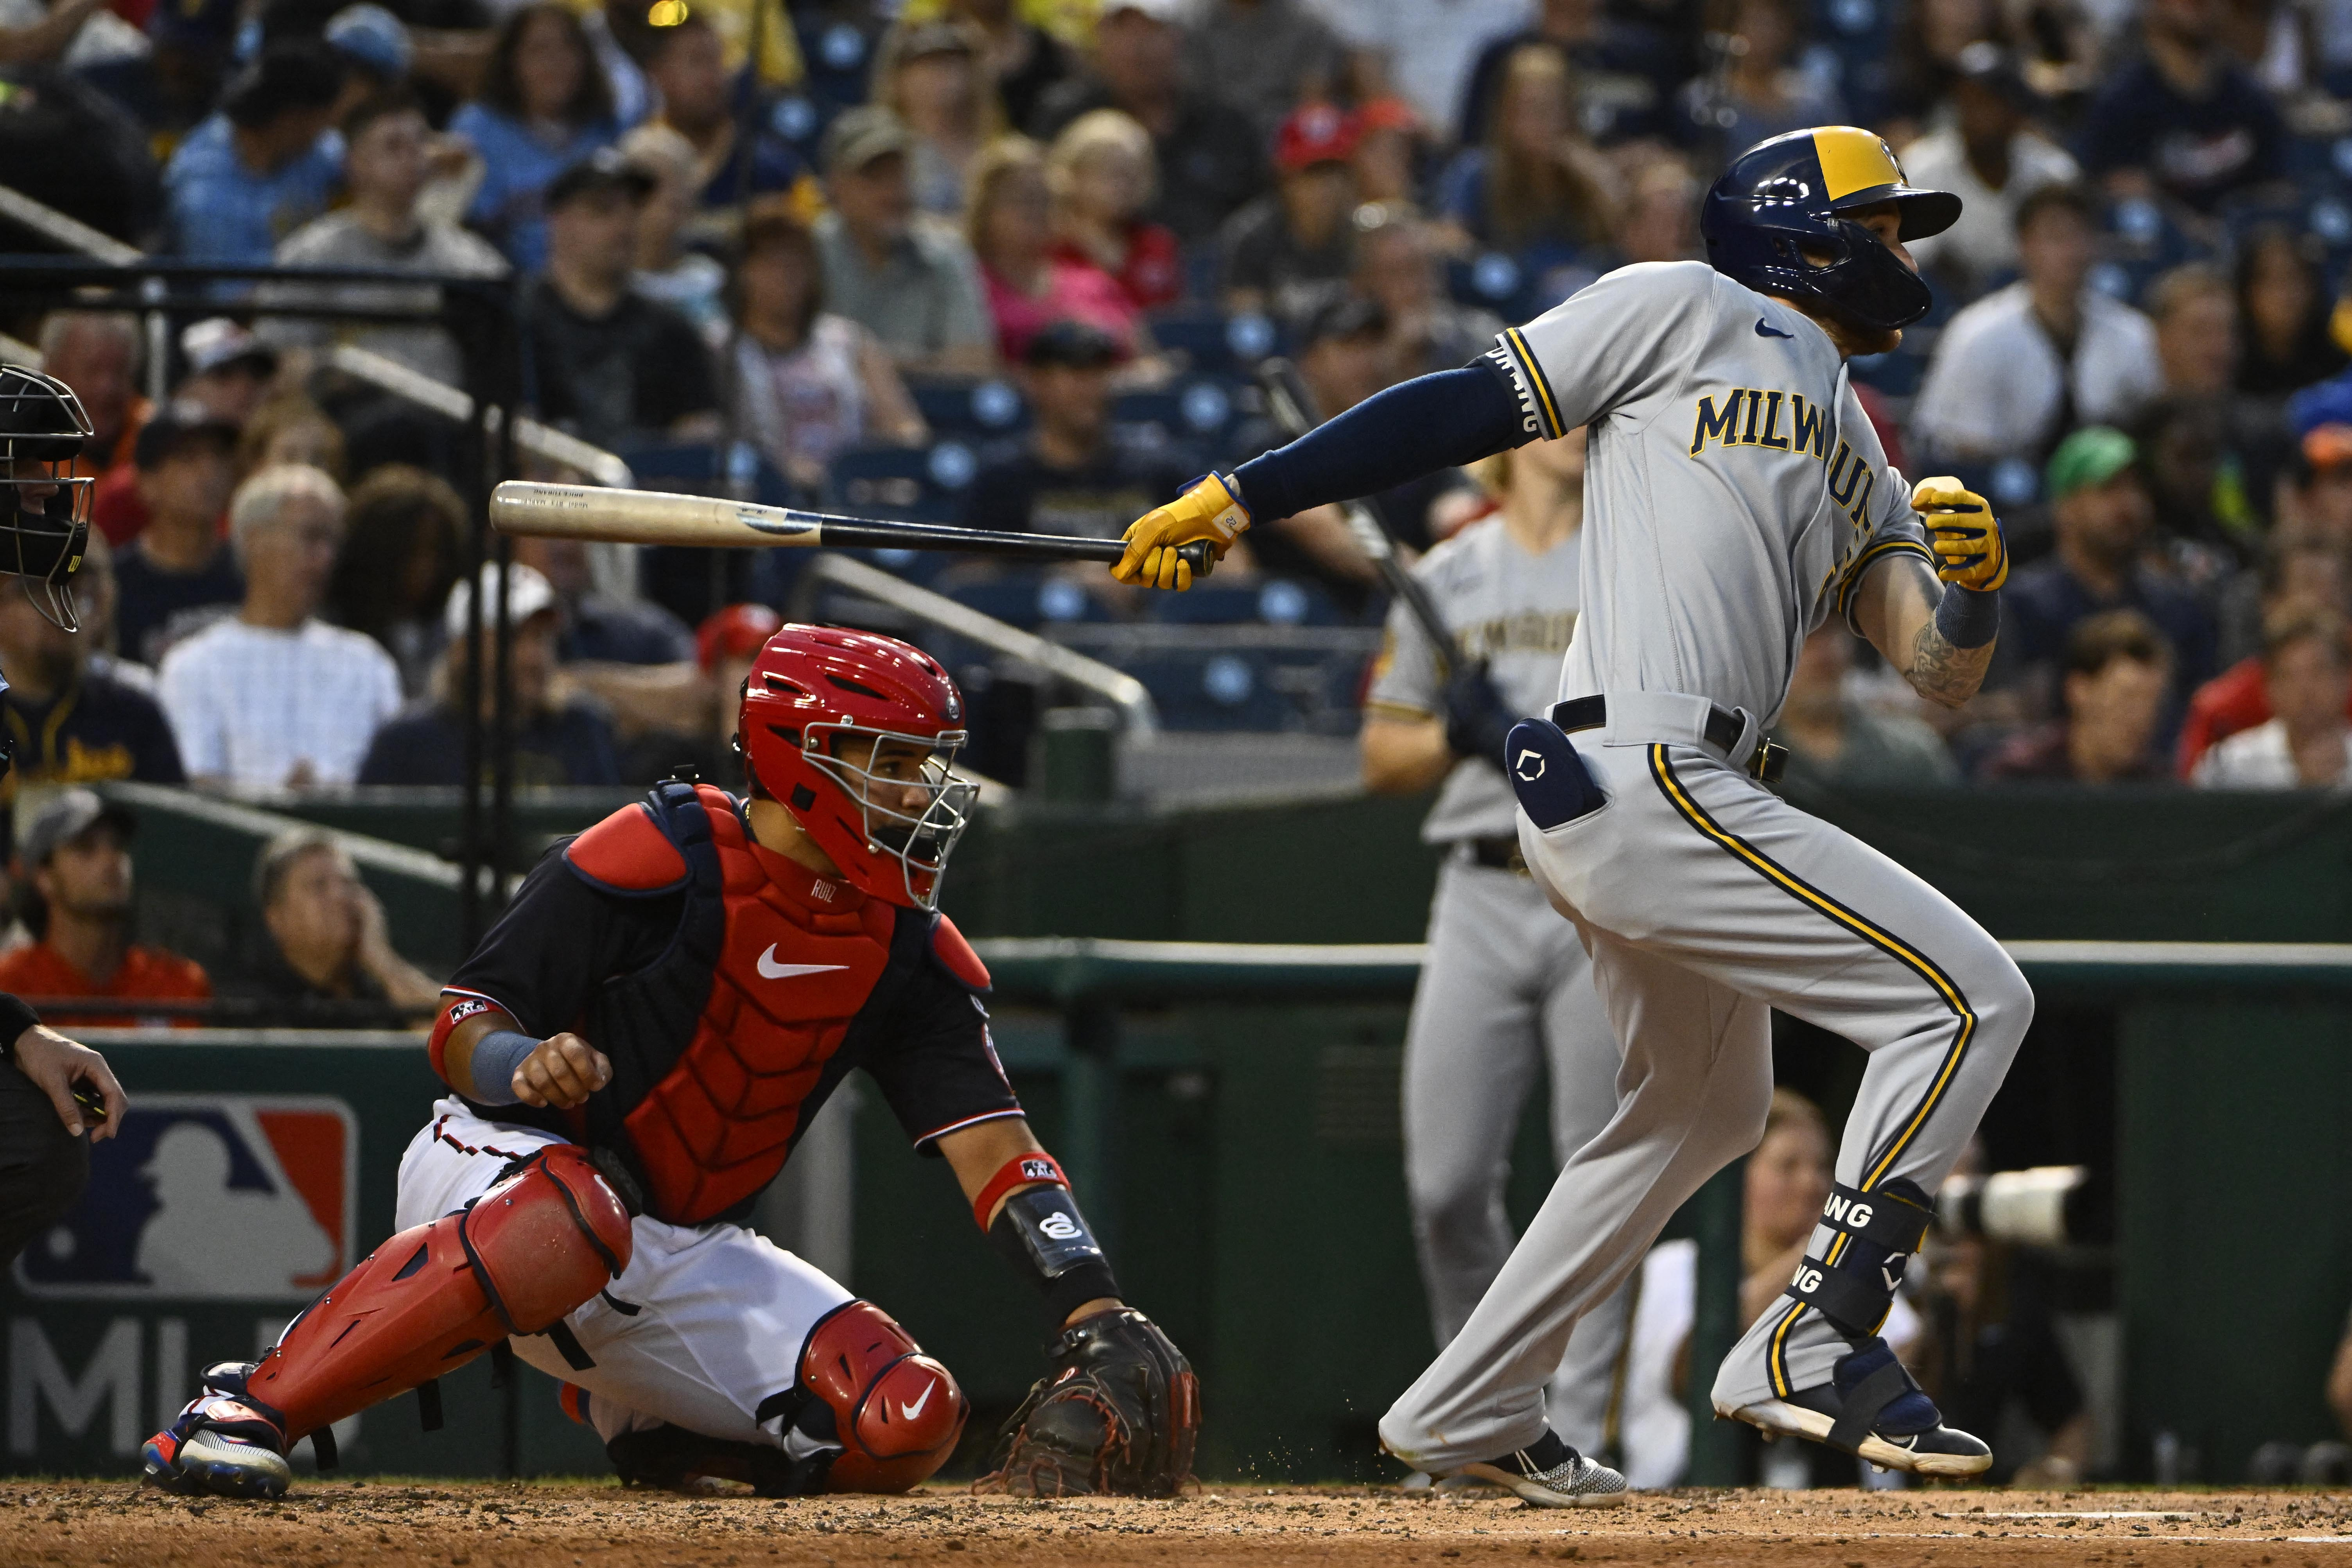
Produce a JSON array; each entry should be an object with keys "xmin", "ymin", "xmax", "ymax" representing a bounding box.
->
[{"xmin": 559, "ymin": 780, "xmax": 984, "ymax": 1225}]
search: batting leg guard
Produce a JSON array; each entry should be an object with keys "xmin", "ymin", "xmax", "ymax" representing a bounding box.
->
[
  {"xmin": 1781, "ymin": 1178, "xmax": 1932, "ymax": 1342},
  {"xmin": 754, "ymin": 1300, "xmax": 968, "ymax": 1494},
  {"xmin": 145, "ymin": 1146, "xmax": 634, "ymax": 1496}
]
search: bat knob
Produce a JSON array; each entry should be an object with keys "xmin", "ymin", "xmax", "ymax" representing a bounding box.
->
[{"xmin": 1178, "ymin": 541, "xmax": 1219, "ymax": 581}]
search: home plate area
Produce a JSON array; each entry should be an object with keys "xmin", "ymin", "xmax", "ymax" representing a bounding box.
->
[{"xmin": 10, "ymin": 1484, "xmax": 2352, "ymax": 1567}]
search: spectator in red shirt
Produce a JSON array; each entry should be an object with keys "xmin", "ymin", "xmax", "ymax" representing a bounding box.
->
[
  {"xmin": 2178, "ymin": 522, "xmax": 2352, "ymax": 773},
  {"xmin": 1046, "ymin": 109, "xmax": 1182, "ymax": 310},
  {"xmin": 970, "ymin": 136, "xmax": 1146, "ymax": 365},
  {"xmin": 0, "ymin": 790, "xmax": 211, "ymax": 1027},
  {"xmin": 1979, "ymin": 610, "xmax": 2177, "ymax": 784}
]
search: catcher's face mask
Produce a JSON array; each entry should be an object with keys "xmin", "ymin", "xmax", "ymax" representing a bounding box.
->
[{"xmin": 0, "ymin": 367, "xmax": 94, "ymax": 632}]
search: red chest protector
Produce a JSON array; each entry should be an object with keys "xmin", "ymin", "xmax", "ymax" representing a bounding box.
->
[{"xmin": 559, "ymin": 782, "xmax": 984, "ymax": 1225}]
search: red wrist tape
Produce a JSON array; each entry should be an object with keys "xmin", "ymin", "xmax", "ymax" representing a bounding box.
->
[{"xmin": 973, "ymin": 1151, "xmax": 1068, "ymax": 1231}]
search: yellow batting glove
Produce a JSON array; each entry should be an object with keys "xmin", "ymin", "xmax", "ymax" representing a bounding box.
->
[
  {"xmin": 1112, "ymin": 473, "xmax": 1250, "ymax": 591},
  {"xmin": 1912, "ymin": 474, "xmax": 2008, "ymax": 592}
]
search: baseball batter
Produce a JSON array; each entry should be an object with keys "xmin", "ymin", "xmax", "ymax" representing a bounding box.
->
[
  {"xmin": 1116, "ymin": 128, "xmax": 2031, "ymax": 1502},
  {"xmin": 1360, "ymin": 429, "xmax": 1632, "ymax": 1473}
]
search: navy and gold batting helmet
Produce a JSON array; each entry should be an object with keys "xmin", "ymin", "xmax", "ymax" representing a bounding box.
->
[{"xmin": 1701, "ymin": 126, "xmax": 1961, "ymax": 334}]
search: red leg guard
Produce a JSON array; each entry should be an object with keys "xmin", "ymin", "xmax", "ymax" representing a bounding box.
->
[
  {"xmin": 248, "ymin": 1146, "xmax": 633, "ymax": 1441},
  {"xmin": 800, "ymin": 1301, "xmax": 968, "ymax": 1493}
]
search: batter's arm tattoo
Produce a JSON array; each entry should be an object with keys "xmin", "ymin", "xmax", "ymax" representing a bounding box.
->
[
  {"xmin": 1856, "ymin": 555, "xmax": 1995, "ymax": 708},
  {"xmin": 1906, "ymin": 615, "xmax": 1995, "ymax": 709}
]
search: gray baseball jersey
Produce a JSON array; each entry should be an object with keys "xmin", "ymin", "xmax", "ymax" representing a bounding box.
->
[
  {"xmin": 1365, "ymin": 516, "xmax": 1581, "ymax": 843},
  {"xmin": 1484, "ymin": 260, "xmax": 1934, "ymax": 727}
]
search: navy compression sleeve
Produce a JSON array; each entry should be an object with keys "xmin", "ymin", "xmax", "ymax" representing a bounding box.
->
[{"xmin": 1230, "ymin": 357, "xmax": 1533, "ymax": 523}]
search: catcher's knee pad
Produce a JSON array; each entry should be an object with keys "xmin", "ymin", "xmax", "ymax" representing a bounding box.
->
[
  {"xmin": 789, "ymin": 1300, "xmax": 967, "ymax": 1493},
  {"xmin": 248, "ymin": 1145, "xmax": 634, "ymax": 1441},
  {"xmin": 1782, "ymin": 1177, "xmax": 1932, "ymax": 1342}
]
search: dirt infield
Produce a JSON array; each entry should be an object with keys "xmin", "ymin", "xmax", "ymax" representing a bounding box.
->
[{"xmin": 8, "ymin": 1481, "xmax": 2352, "ymax": 1567}]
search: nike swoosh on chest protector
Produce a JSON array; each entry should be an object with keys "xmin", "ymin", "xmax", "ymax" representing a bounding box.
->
[{"xmin": 756, "ymin": 945, "xmax": 851, "ymax": 980}]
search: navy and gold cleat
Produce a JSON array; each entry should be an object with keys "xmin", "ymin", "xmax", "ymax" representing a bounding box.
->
[
  {"xmin": 1453, "ymin": 1430, "xmax": 1629, "ymax": 1507},
  {"xmin": 142, "ymin": 1362, "xmax": 293, "ymax": 1500},
  {"xmin": 1722, "ymin": 1337, "xmax": 1991, "ymax": 1477}
]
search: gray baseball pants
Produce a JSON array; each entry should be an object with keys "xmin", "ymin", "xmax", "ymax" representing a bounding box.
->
[
  {"xmin": 1379, "ymin": 704, "xmax": 2031, "ymax": 1475},
  {"xmin": 1403, "ymin": 855, "xmax": 1632, "ymax": 1454}
]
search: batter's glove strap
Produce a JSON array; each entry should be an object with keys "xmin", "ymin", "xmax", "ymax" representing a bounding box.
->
[{"xmin": 973, "ymin": 1308, "xmax": 1199, "ymax": 1498}]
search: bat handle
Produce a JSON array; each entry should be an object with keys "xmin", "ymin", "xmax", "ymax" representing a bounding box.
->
[{"xmin": 1178, "ymin": 540, "xmax": 1219, "ymax": 580}]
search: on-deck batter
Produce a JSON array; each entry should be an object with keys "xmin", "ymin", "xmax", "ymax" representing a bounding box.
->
[
  {"xmin": 1360, "ymin": 431, "xmax": 1632, "ymax": 1468},
  {"xmin": 1113, "ymin": 127, "xmax": 2031, "ymax": 1503}
]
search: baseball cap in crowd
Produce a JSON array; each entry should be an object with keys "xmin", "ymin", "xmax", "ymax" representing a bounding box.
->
[
  {"xmin": 2289, "ymin": 372, "xmax": 2352, "ymax": 440},
  {"xmin": 133, "ymin": 400, "xmax": 240, "ymax": 470},
  {"xmin": 696, "ymin": 602, "xmax": 784, "ymax": 673},
  {"xmin": 444, "ymin": 561, "xmax": 559, "ymax": 639},
  {"xmin": 545, "ymin": 148, "xmax": 659, "ymax": 211},
  {"xmin": 1098, "ymin": 0, "xmax": 1186, "ymax": 22},
  {"xmin": 1275, "ymin": 103, "xmax": 1359, "ymax": 173},
  {"xmin": 1024, "ymin": 318, "xmax": 1125, "ymax": 369},
  {"xmin": 325, "ymin": 3, "xmax": 413, "ymax": 81},
  {"xmin": 19, "ymin": 788, "xmax": 136, "ymax": 870},
  {"xmin": 1354, "ymin": 97, "xmax": 1419, "ymax": 137},
  {"xmin": 821, "ymin": 105, "xmax": 915, "ymax": 176},
  {"xmin": 1950, "ymin": 41, "xmax": 2035, "ymax": 109},
  {"xmin": 1296, "ymin": 292, "xmax": 1389, "ymax": 351},
  {"xmin": 2044, "ymin": 426, "xmax": 2140, "ymax": 502},
  {"xmin": 2304, "ymin": 423, "xmax": 2352, "ymax": 473},
  {"xmin": 181, "ymin": 318, "xmax": 279, "ymax": 381},
  {"xmin": 896, "ymin": 20, "xmax": 975, "ymax": 61}
]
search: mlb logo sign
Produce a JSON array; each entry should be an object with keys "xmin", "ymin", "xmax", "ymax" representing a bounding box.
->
[{"xmin": 14, "ymin": 1095, "xmax": 356, "ymax": 1302}]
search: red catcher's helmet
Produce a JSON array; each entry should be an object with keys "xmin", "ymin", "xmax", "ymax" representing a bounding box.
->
[{"xmin": 737, "ymin": 626, "xmax": 977, "ymax": 910}]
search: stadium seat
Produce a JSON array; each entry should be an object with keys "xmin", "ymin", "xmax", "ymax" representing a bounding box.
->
[
  {"xmin": 943, "ymin": 572, "xmax": 1111, "ymax": 631},
  {"xmin": 911, "ymin": 378, "xmax": 1030, "ymax": 440},
  {"xmin": 1120, "ymin": 650, "xmax": 1293, "ymax": 730},
  {"xmin": 1112, "ymin": 377, "xmax": 1244, "ymax": 453},
  {"xmin": 828, "ymin": 443, "xmax": 980, "ymax": 525}
]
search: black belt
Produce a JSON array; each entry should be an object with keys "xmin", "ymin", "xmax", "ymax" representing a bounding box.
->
[
  {"xmin": 1548, "ymin": 696, "xmax": 1787, "ymax": 785},
  {"xmin": 1460, "ymin": 836, "xmax": 1523, "ymax": 870}
]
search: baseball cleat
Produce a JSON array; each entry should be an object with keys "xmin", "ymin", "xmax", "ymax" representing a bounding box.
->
[
  {"xmin": 1721, "ymin": 1338, "xmax": 1991, "ymax": 1477},
  {"xmin": 1453, "ymin": 1433, "xmax": 1628, "ymax": 1507},
  {"xmin": 142, "ymin": 1362, "xmax": 294, "ymax": 1500}
]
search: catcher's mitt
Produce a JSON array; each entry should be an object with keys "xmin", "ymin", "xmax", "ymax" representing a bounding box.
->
[{"xmin": 972, "ymin": 1308, "xmax": 1198, "ymax": 1497}]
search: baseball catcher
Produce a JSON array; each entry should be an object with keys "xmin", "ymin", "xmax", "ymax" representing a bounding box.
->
[{"xmin": 144, "ymin": 626, "xmax": 1197, "ymax": 1499}]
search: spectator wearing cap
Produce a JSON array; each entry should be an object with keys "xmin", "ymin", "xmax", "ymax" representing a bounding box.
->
[
  {"xmin": 814, "ymin": 106, "xmax": 996, "ymax": 379},
  {"xmin": 226, "ymin": 828, "xmax": 440, "ymax": 1014},
  {"xmin": 643, "ymin": 12, "xmax": 809, "ymax": 232},
  {"xmin": 1218, "ymin": 104, "xmax": 1360, "ymax": 323},
  {"xmin": 1454, "ymin": 0, "xmax": 1678, "ymax": 148},
  {"xmin": 1029, "ymin": 0, "xmax": 1263, "ymax": 246},
  {"xmin": 449, "ymin": 3, "xmax": 627, "ymax": 273},
  {"xmin": 962, "ymin": 319, "xmax": 1193, "ymax": 541},
  {"xmin": 358, "ymin": 562, "xmax": 622, "ymax": 786},
  {"xmin": 260, "ymin": 88, "xmax": 509, "ymax": 387},
  {"xmin": 36, "ymin": 313, "xmax": 144, "ymax": 480},
  {"xmin": 2074, "ymin": 0, "xmax": 2285, "ymax": 218},
  {"xmin": 1353, "ymin": 204, "xmax": 1503, "ymax": 381},
  {"xmin": 1183, "ymin": 0, "xmax": 1348, "ymax": 147},
  {"xmin": 1910, "ymin": 185, "xmax": 2164, "ymax": 469},
  {"xmin": 875, "ymin": 19, "xmax": 1002, "ymax": 220},
  {"xmin": 105, "ymin": 405, "xmax": 243, "ymax": 665},
  {"xmin": 2192, "ymin": 608, "xmax": 2352, "ymax": 787},
  {"xmin": 323, "ymin": 2, "xmax": 411, "ymax": 97},
  {"xmin": 1997, "ymin": 427, "xmax": 2219, "ymax": 721},
  {"xmin": 1898, "ymin": 44, "xmax": 2081, "ymax": 296},
  {"xmin": 2235, "ymin": 228, "xmax": 2347, "ymax": 401},
  {"xmin": 619, "ymin": 601, "xmax": 781, "ymax": 784},
  {"xmin": 904, "ymin": 0, "xmax": 1073, "ymax": 134},
  {"xmin": 326, "ymin": 465, "xmax": 465, "ymax": 696},
  {"xmin": 1046, "ymin": 109, "xmax": 1181, "ymax": 311},
  {"xmin": 1315, "ymin": 0, "xmax": 1534, "ymax": 134},
  {"xmin": 730, "ymin": 207, "xmax": 926, "ymax": 493},
  {"xmin": 1439, "ymin": 43, "xmax": 1619, "ymax": 304},
  {"xmin": 172, "ymin": 319, "xmax": 281, "ymax": 430},
  {"xmin": 0, "ymin": 791, "xmax": 209, "ymax": 1029},
  {"xmin": 971, "ymin": 137, "xmax": 1147, "ymax": 368},
  {"xmin": 1979, "ymin": 609, "xmax": 2178, "ymax": 783},
  {"xmin": 520, "ymin": 150, "xmax": 722, "ymax": 452},
  {"xmin": 0, "ymin": 551, "xmax": 184, "ymax": 796},
  {"xmin": 506, "ymin": 533, "xmax": 695, "ymax": 666},
  {"xmin": 163, "ymin": 39, "xmax": 346, "ymax": 265},
  {"xmin": 158, "ymin": 464, "xmax": 403, "ymax": 791}
]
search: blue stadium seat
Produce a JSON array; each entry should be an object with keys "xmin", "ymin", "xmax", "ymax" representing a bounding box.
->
[
  {"xmin": 1148, "ymin": 309, "xmax": 1281, "ymax": 374},
  {"xmin": 1145, "ymin": 577, "xmax": 1348, "ymax": 627},
  {"xmin": 1112, "ymin": 377, "xmax": 1244, "ymax": 452},
  {"xmin": 943, "ymin": 572, "xmax": 1111, "ymax": 631},
  {"xmin": 912, "ymin": 378, "xmax": 1030, "ymax": 440},
  {"xmin": 1121, "ymin": 650, "xmax": 1293, "ymax": 730},
  {"xmin": 828, "ymin": 442, "xmax": 980, "ymax": 524},
  {"xmin": 617, "ymin": 442, "xmax": 795, "ymax": 508}
]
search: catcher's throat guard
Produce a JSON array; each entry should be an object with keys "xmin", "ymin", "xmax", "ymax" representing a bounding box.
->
[{"xmin": 1701, "ymin": 127, "xmax": 1960, "ymax": 334}]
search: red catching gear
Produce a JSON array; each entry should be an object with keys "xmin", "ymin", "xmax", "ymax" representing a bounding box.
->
[
  {"xmin": 244, "ymin": 1147, "xmax": 633, "ymax": 1441},
  {"xmin": 971, "ymin": 1150, "xmax": 1067, "ymax": 1232},
  {"xmin": 800, "ymin": 1300, "xmax": 967, "ymax": 1492}
]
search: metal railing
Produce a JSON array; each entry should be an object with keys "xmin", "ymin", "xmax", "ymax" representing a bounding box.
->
[{"xmin": 802, "ymin": 553, "xmax": 1161, "ymax": 734}]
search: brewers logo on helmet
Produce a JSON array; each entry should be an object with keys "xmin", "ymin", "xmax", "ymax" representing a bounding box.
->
[{"xmin": 1701, "ymin": 127, "xmax": 1961, "ymax": 334}]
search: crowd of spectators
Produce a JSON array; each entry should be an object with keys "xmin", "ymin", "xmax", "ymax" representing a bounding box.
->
[{"xmin": 2, "ymin": 0, "xmax": 2351, "ymax": 793}]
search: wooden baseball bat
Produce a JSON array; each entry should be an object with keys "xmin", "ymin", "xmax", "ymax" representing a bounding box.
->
[{"xmin": 489, "ymin": 481, "xmax": 1219, "ymax": 576}]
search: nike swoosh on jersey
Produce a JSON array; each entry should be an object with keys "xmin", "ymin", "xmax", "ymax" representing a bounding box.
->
[
  {"xmin": 756, "ymin": 946, "xmax": 849, "ymax": 981},
  {"xmin": 901, "ymin": 1383, "xmax": 934, "ymax": 1420},
  {"xmin": 1755, "ymin": 318, "xmax": 1794, "ymax": 338}
]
